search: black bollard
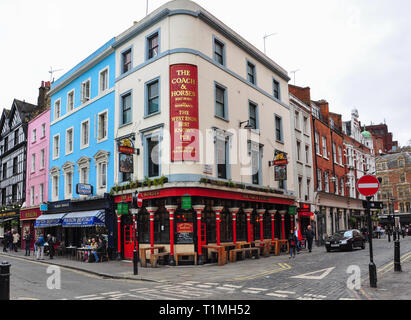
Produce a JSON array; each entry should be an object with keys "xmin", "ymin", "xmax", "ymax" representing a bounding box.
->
[
  {"xmin": 394, "ymin": 238, "xmax": 401, "ymax": 272},
  {"xmin": 0, "ymin": 261, "xmax": 10, "ymax": 300}
]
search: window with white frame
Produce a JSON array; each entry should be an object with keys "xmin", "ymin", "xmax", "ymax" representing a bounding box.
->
[
  {"xmin": 340, "ymin": 178, "xmax": 344, "ymax": 196},
  {"xmin": 332, "ymin": 143, "xmax": 337, "ymax": 163},
  {"xmin": 295, "ymin": 111, "xmax": 300, "ymax": 130},
  {"xmin": 81, "ymin": 79, "xmax": 91, "ymax": 103},
  {"xmin": 247, "ymin": 61, "xmax": 256, "ymax": 84},
  {"xmin": 66, "ymin": 128, "xmax": 74, "ymax": 154},
  {"xmin": 315, "ymin": 132, "xmax": 320, "ymax": 155},
  {"xmin": 147, "ymin": 32, "xmax": 159, "ymax": 59},
  {"xmin": 303, "ymin": 116, "xmax": 308, "ymax": 134},
  {"xmin": 32, "ymin": 129, "xmax": 36, "ymax": 143},
  {"xmin": 54, "ymin": 99, "xmax": 61, "ymax": 120},
  {"xmin": 338, "ymin": 146, "xmax": 342, "ymax": 165},
  {"xmin": 80, "ymin": 119, "xmax": 89, "ymax": 149},
  {"xmin": 296, "ymin": 140, "xmax": 301, "ymax": 161},
  {"xmin": 307, "ymin": 178, "xmax": 311, "ymax": 200},
  {"xmin": 31, "ymin": 154, "xmax": 36, "ymax": 173},
  {"xmin": 335, "ymin": 178, "xmax": 339, "ymax": 195},
  {"xmin": 39, "ymin": 183, "xmax": 44, "ymax": 204},
  {"xmin": 97, "ymin": 111, "xmax": 108, "ymax": 141},
  {"xmin": 67, "ymin": 90, "xmax": 75, "ymax": 112},
  {"xmin": 322, "ymin": 136, "xmax": 328, "ymax": 158},
  {"xmin": 214, "ymin": 38, "xmax": 225, "ymax": 65},
  {"xmin": 65, "ymin": 171, "xmax": 73, "ymax": 199},
  {"xmin": 77, "ymin": 157, "xmax": 90, "ymax": 185},
  {"xmin": 94, "ymin": 151, "xmax": 109, "ymax": 193},
  {"xmin": 273, "ymin": 79, "xmax": 280, "ymax": 100},
  {"xmin": 40, "ymin": 149, "xmax": 45, "ymax": 169},
  {"xmin": 30, "ymin": 186, "xmax": 35, "ymax": 206},
  {"xmin": 51, "ymin": 167, "xmax": 60, "ymax": 201},
  {"xmin": 305, "ymin": 145, "xmax": 310, "ymax": 164},
  {"xmin": 53, "ymin": 134, "xmax": 60, "ymax": 159},
  {"xmin": 317, "ymin": 169, "xmax": 322, "ymax": 191},
  {"xmin": 324, "ymin": 171, "xmax": 329, "ymax": 192},
  {"xmin": 99, "ymin": 68, "xmax": 109, "ymax": 93},
  {"xmin": 41, "ymin": 123, "xmax": 46, "ymax": 138},
  {"xmin": 298, "ymin": 176, "xmax": 302, "ymax": 199},
  {"xmin": 215, "ymin": 129, "xmax": 230, "ymax": 180}
]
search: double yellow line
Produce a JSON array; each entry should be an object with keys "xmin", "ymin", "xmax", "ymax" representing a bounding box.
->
[{"xmin": 231, "ymin": 263, "xmax": 292, "ymax": 281}]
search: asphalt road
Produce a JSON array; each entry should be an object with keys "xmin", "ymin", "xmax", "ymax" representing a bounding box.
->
[{"xmin": 4, "ymin": 236, "xmax": 411, "ymax": 300}]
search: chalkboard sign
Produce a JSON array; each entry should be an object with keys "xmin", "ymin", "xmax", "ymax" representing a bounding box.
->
[{"xmin": 176, "ymin": 232, "xmax": 194, "ymax": 244}]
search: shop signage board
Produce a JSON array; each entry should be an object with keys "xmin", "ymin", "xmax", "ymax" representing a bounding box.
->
[
  {"xmin": 177, "ymin": 223, "xmax": 194, "ymax": 233},
  {"xmin": 182, "ymin": 195, "xmax": 192, "ymax": 210},
  {"xmin": 117, "ymin": 203, "xmax": 129, "ymax": 214},
  {"xmin": 76, "ymin": 183, "xmax": 93, "ymax": 195},
  {"xmin": 170, "ymin": 64, "xmax": 200, "ymax": 162},
  {"xmin": 356, "ymin": 175, "xmax": 380, "ymax": 197},
  {"xmin": 20, "ymin": 207, "xmax": 42, "ymax": 220},
  {"xmin": 40, "ymin": 204, "xmax": 48, "ymax": 211},
  {"xmin": 288, "ymin": 206, "xmax": 297, "ymax": 215}
]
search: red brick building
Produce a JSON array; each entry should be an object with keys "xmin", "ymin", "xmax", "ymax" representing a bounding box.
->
[{"xmin": 365, "ymin": 123, "xmax": 399, "ymax": 155}]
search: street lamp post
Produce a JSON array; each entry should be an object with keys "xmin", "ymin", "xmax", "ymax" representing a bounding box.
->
[
  {"xmin": 366, "ymin": 196, "xmax": 377, "ymax": 288},
  {"xmin": 131, "ymin": 208, "xmax": 139, "ymax": 275}
]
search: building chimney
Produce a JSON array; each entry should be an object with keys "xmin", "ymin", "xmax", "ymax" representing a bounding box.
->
[{"xmin": 37, "ymin": 81, "xmax": 51, "ymax": 110}]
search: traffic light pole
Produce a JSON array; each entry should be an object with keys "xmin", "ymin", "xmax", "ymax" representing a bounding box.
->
[{"xmin": 366, "ymin": 196, "xmax": 377, "ymax": 288}]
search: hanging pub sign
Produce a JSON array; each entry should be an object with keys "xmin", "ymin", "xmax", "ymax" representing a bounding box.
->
[
  {"xmin": 288, "ymin": 206, "xmax": 297, "ymax": 216},
  {"xmin": 76, "ymin": 183, "xmax": 93, "ymax": 195},
  {"xmin": 119, "ymin": 138, "xmax": 134, "ymax": 173},
  {"xmin": 169, "ymin": 64, "xmax": 200, "ymax": 162},
  {"xmin": 274, "ymin": 150, "xmax": 288, "ymax": 166},
  {"xmin": 117, "ymin": 203, "xmax": 129, "ymax": 215},
  {"xmin": 274, "ymin": 165, "xmax": 287, "ymax": 181},
  {"xmin": 181, "ymin": 195, "xmax": 192, "ymax": 210}
]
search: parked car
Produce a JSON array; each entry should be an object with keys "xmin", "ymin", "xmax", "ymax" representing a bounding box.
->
[{"xmin": 325, "ymin": 229, "xmax": 365, "ymax": 252}]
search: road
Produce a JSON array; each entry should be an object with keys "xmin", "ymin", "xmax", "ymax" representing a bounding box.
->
[{"xmin": 3, "ymin": 236, "xmax": 411, "ymax": 300}]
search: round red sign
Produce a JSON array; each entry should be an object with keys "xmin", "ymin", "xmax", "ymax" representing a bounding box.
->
[
  {"xmin": 356, "ymin": 175, "xmax": 380, "ymax": 197},
  {"xmin": 137, "ymin": 193, "xmax": 143, "ymax": 208}
]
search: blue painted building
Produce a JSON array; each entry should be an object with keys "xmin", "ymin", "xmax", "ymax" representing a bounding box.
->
[{"xmin": 43, "ymin": 38, "xmax": 117, "ymax": 253}]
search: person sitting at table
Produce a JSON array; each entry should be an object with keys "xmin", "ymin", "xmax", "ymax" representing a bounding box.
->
[{"xmin": 90, "ymin": 238, "xmax": 99, "ymax": 262}]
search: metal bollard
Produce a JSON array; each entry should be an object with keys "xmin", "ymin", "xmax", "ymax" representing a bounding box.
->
[
  {"xmin": 0, "ymin": 261, "xmax": 11, "ymax": 300},
  {"xmin": 394, "ymin": 240, "xmax": 402, "ymax": 272}
]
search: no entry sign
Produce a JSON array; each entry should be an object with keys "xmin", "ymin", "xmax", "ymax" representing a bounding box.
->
[{"xmin": 357, "ymin": 175, "xmax": 380, "ymax": 197}]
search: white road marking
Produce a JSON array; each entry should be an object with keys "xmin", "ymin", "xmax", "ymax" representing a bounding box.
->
[
  {"xmin": 266, "ymin": 293, "xmax": 288, "ymax": 298},
  {"xmin": 101, "ymin": 291, "xmax": 122, "ymax": 295},
  {"xmin": 196, "ymin": 284, "xmax": 212, "ymax": 288},
  {"xmin": 109, "ymin": 293, "xmax": 130, "ymax": 297},
  {"xmin": 291, "ymin": 267, "xmax": 335, "ymax": 280},
  {"xmin": 75, "ymin": 294, "xmax": 97, "ymax": 299},
  {"xmin": 247, "ymin": 287, "xmax": 269, "ymax": 291},
  {"xmin": 223, "ymin": 284, "xmax": 243, "ymax": 288},
  {"xmin": 204, "ymin": 283, "xmax": 219, "ymax": 286},
  {"xmin": 275, "ymin": 290, "xmax": 295, "ymax": 294},
  {"xmin": 339, "ymin": 298, "xmax": 356, "ymax": 300},
  {"xmin": 130, "ymin": 288, "xmax": 149, "ymax": 292},
  {"xmin": 242, "ymin": 290, "xmax": 261, "ymax": 294},
  {"xmin": 82, "ymin": 296, "xmax": 106, "ymax": 300},
  {"xmin": 217, "ymin": 287, "xmax": 235, "ymax": 291}
]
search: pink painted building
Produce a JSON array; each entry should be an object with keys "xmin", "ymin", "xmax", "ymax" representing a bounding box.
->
[{"xmin": 20, "ymin": 108, "xmax": 50, "ymax": 248}]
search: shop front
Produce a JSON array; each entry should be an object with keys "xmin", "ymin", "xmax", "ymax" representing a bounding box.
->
[
  {"xmin": 0, "ymin": 209, "xmax": 20, "ymax": 242},
  {"xmin": 35, "ymin": 195, "xmax": 115, "ymax": 258},
  {"xmin": 20, "ymin": 207, "xmax": 42, "ymax": 250},
  {"xmin": 113, "ymin": 186, "xmax": 296, "ymax": 264}
]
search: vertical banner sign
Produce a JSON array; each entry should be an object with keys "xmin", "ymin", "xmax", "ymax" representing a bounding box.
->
[{"xmin": 170, "ymin": 64, "xmax": 199, "ymax": 162}]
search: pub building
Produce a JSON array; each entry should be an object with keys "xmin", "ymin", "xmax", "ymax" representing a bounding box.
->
[
  {"xmin": 0, "ymin": 208, "xmax": 21, "ymax": 239},
  {"xmin": 114, "ymin": 189, "xmax": 295, "ymax": 264},
  {"xmin": 34, "ymin": 195, "xmax": 116, "ymax": 256},
  {"xmin": 19, "ymin": 206, "xmax": 42, "ymax": 249}
]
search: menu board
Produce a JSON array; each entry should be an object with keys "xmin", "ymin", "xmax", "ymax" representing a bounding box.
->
[
  {"xmin": 169, "ymin": 64, "xmax": 199, "ymax": 162},
  {"xmin": 176, "ymin": 222, "xmax": 194, "ymax": 244}
]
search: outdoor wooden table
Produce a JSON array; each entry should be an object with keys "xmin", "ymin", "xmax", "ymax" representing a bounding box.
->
[
  {"xmin": 277, "ymin": 240, "xmax": 290, "ymax": 254},
  {"xmin": 202, "ymin": 245, "xmax": 226, "ymax": 266},
  {"xmin": 139, "ymin": 246, "xmax": 165, "ymax": 267},
  {"xmin": 271, "ymin": 240, "xmax": 279, "ymax": 255},
  {"xmin": 76, "ymin": 247, "xmax": 93, "ymax": 262},
  {"xmin": 235, "ymin": 241, "xmax": 251, "ymax": 249}
]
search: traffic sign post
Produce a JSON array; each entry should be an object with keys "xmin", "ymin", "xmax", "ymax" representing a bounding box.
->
[{"xmin": 357, "ymin": 175, "xmax": 380, "ymax": 288}]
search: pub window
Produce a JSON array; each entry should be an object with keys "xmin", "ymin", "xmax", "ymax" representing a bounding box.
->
[
  {"xmin": 275, "ymin": 115, "xmax": 283, "ymax": 142},
  {"xmin": 219, "ymin": 210, "xmax": 233, "ymax": 242},
  {"xmin": 147, "ymin": 32, "xmax": 159, "ymax": 60},
  {"xmin": 145, "ymin": 79, "xmax": 160, "ymax": 116},
  {"xmin": 273, "ymin": 79, "xmax": 280, "ymax": 100},
  {"xmin": 247, "ymin": 61, "xmax": 256, "ymax": 84},
  {"xmin": 121, "ymin": 48, "xmax": 132, "ymax": 74},
  {"xmin": 145, "ymin": 134, "xmax": 160, "ymax": 178},
  {"xmin": 213, "ymin": 38, "xmax": 225, "ymax": 65},
  {"xmin": 121, "ymin": 92, "xmax": 132, "ymax": 125},
  {"xmin": 249, "ymin": 102, "xmax": 258, "ymax": 129},
  {"xmin": 216, "ymin": 135, "xmax": 229, "ymax": 180},
  {"xmin": 153, "ymin": 209, "xmax": 170, "ymax": 243},
  {"xmin": 215, "ymin": 83, "xmax": 227, "ymax": 120}
]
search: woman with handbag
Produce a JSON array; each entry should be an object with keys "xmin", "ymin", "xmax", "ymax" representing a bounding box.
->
[{"xmin": 289, "ymin": 229, "xmax": 297, "ymax": 259}]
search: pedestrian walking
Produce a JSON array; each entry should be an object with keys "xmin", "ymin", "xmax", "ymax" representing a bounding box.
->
[
  {"xmin": 1, "ymin": 234, "xmax": 8, "ymax": 252},
  {"xmin": 289, "ymin": 231, "xmax": 297, "ymax": 259},
  {"xmin": 12, "ymin": 230, "xmax": 20, "ymax": 252},
  {"xmin": 7, "ymin": 230, "xmax": 13, "ymax": 251},
  {"xmin": 46, "ymin": 234, "xmax": 56, "ymax": 259},
  {"xmin": 305, "ymin": 225, "xmax": 315, "ymax": 253},
  {"xmin": 36, "ymin": 233, "xmax": 46, "ymax": 260},
  {"xmin": 24, "ymin": 231, "xmax": 32, "ymax": 256}
]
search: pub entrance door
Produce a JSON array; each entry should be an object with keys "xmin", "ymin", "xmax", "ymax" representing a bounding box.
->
[{"xmin": 122, "ymin": 214, "xmax": 135, "ymax": 259}]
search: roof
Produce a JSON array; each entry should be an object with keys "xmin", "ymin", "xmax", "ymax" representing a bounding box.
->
[{"xmin": 376, "ymin": 152, "xmax": 411, "ymax": 168}]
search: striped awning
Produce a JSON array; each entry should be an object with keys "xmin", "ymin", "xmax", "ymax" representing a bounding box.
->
[
  {"xmin": 62, "ymin": 210, "xmax": 106, "ymax": 228},
  {"xmin": 34, "ymin": 213, "xmax": 67, "ymax": 228}
]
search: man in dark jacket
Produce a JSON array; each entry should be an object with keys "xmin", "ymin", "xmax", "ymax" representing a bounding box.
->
[
  {"xmin": 24, "ymin": 231, "xmax": 32, "ymax": 256},
  {"xmin": 47, "ymin": 234, "xmax": 55, "ymax": 259},
  {"xmin": 305, "ymin": 225, "xmax": 315, "ymax": 253}
]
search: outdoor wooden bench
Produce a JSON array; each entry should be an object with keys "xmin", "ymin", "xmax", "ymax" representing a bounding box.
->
[
  {"xmin": 229, "ymin": 247, "xmax": 260, "ymax": 262},
  {"xmin": 150, "ymin": 252, "xmax": 170, "ymax": 268},
  {"xmin": 175, "ymin": 252, "xmax": 197, "ymax": 266},
  {"xmin": 139, "ymin": 246, "xmax": 165, "ymax": 267}
]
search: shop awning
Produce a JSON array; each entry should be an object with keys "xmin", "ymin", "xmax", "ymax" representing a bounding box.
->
[
  {"xmin": 34, "ymin": 213, "xmax": 67, "ymax": 228},
  {"xmin": 62, "ymin": 210, "xmax": 106, "ymax": 228}
]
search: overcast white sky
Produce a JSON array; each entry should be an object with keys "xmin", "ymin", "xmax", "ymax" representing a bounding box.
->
[{"xmin": 0, "ymin": 0, "xmax": 410, "ymax": 145}]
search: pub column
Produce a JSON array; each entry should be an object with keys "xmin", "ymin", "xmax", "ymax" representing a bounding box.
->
[
  {"xmin": 268, "ymin": 210, "xmax": 277, "ymax": 241},
  {"xmin": 146, "ymin": 206, "xmax": 158, "ymax": 254},
  {"xmin": 212, "ymin": 206, "xmax": 224, "ymax": 246},
  {"xmin": 229, "ymin": 207, "xmax": 240, "ymax": 245},
  {"xmin": 256, "ymin": 209, "xmax": 266, "ymax": 246},
  {"xmin": 165, "ymin": 205, "xmax": 178, "ymax": 266},
  {"xmin": 243, "ymin": 208, "xmax": 254, "ymax": 243},
  {"xmin": 280, "ymin": 210, "xmax": 287, "ymax": 240},
  {"xmin": 116, "ymin": 211, "xmax": 122, "ymax": 260},
  {"xmin": 193, "ymin": 205, "xmax": 205, "ymax": 265}
]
